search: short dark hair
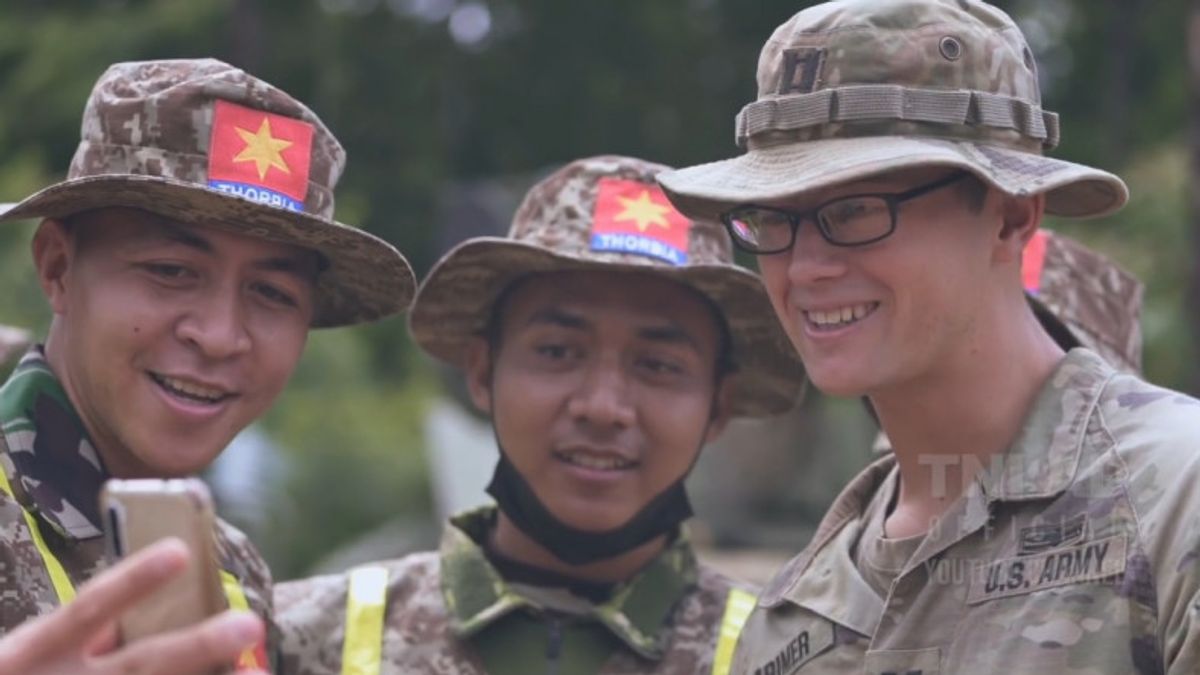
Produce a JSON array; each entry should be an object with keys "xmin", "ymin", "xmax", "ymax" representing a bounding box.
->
[{"xmin": 479, "ymin": 275, "xmax": 737, "ymax": 384}]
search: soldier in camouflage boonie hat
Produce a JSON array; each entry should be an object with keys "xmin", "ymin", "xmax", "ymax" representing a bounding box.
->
[
  {"xmin": 409, "ymin": 154, "xmax": 805, "ymax": 416},
  {"xmin": 658, "ymin": 0, "xmax": 1129, "ymax": 222},
  {"xmin": 0, "ymin": 58, "xmax": 414, "ymax": 327}
]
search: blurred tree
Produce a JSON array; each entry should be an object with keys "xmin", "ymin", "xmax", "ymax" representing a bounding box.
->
[{"xmin": 1190, "ymin": 0, "xmax": 1200, "ymax": 394}]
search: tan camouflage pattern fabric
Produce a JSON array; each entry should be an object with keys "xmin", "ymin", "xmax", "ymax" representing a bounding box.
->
[
  {"xmin": 0, "ymin": 349, "xmax": 280, "ymax": 669},
  {"xmin": 277, "ymin": 506, "xmax": 750, "ymax": 674},
  {"xmin": 409, "ymin": 154, "xmax": 805, "ymax": 416},
  {"xmin": 0, "ymin": 58, "xmax": 414, "ymax": 327},
  {"xmin": 1029, "ymin": 230, "xmax": 1143, "ymax": 374},
  {"xmin": 658, "ymin": 0, "xmax": 1128, "ymax": 222},
  {"xmin": 732, "ymin": 348, "xmax": 1200, "ymax": 674}
]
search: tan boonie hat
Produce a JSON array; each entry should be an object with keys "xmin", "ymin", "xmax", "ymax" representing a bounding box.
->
[
  {"xmin": 409, "ymin": 155, "xmax": 805, "ymax": 417},
  {"xmin": 0, "ymin": 59, "xmax": 414, "ymax": 327},
  {"xmin": 1024, "ymin": 229, "xmax": 1143, "ymax": 374},
  {"xmin": 658, "ymin": 0, "xmax": 1128, "ymax": 222}
]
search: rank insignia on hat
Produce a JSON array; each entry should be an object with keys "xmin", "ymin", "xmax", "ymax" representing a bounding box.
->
[
  {"xmin": 1022, "ymin": 229, "xmax": 1048, "ymax": 294},
  {"xmin": 208, "ymin": 100, "xmax": 314, "ymax": 212},
  {"xmin": 778, "ymin": 47, "xmax": 826, "ymax": 95},
  {"xmin": 590, "ymin": 178, "xmax": 691, "ymax": 265}
]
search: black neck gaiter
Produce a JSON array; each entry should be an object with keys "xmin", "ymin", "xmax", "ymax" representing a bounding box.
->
[{"xmin": 485, "ymin": 449, "xmax": 694, "ymax": 566}]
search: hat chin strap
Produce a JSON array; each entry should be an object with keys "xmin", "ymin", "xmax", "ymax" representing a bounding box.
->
[{"xmin": 484, "ymin": 438, "xmax": 695, "ymax": 567}]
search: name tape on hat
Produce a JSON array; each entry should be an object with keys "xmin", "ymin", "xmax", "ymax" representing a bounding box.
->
[
  {"xmin": 590, "ymin": 178, "xmax": 691, "ymax": 266},
  {"xmin": 208, "ymin": 100, "xmax": 315, "ymax": 212}
]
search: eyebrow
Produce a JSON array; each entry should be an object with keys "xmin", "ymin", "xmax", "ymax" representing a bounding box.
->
[
  {"xmin": 637, "ymin": 324, "xmax": 700, "ymax": 351},
  {"xmin": 526, "ymin": 307, "xmax": 589, "ymax": 330},
  {"xmin": 525, "ymin": 306, "xmax": 701, "ymax": 351},
  {"xmin": 154, "ymin": 223, "xmax": 320, "ymax": 282}
]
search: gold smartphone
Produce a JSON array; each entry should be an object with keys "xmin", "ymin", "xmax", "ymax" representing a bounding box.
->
[{"xmin": 100, "ymin": 478, "xmax": 226, "ymax": 643}]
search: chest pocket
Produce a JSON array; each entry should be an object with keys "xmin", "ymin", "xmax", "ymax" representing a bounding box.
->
[
  {"xmin": 864, "ymin": 647, "xmax": 940, "ymax": 675},
  {"xmin": 966, "ymin": 534, "xmax": 1128, "ymax": 605}
]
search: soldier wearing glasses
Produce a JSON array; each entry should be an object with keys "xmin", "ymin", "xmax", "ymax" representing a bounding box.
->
[{"xmin": 659, "ymin": 0, "xmax": 1200, "ymax": 673}]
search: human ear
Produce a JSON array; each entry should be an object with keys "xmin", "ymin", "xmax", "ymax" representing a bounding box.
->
[
  {"xmin": 993, "ymin": 193, "xmax": 1045, "ymax": 264},
  {"xmin": 31, "ymin": 219, "xmax": 74, "ymax": 315},
  {"xmin": 463, "ymin": 337, "xmax": 495, "ymax": 415}
]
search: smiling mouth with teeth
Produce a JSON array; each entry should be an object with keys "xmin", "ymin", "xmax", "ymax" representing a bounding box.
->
[
  {"xmin": 149, "ymin": 372, "xmax": 232, "ymax": 405},
  {"xmin": 553, "ymin": 450, "xmax": 638, "ymax": 472},
  {"xmin": 804, "ymin": 302, "xmax": 880, "ymax": 330}
]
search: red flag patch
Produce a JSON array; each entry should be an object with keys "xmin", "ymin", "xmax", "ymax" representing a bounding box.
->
[
  {"xmin": 590, "ymin": 178, "xmax": 692, "ymax": 265},
  {"xmin": 1023, "ymin": 229, "xmax": 1048, "ymax": 294},
  {"xmin": 208, "ymin": 100, "xmax": 314, "ymax": 212}
]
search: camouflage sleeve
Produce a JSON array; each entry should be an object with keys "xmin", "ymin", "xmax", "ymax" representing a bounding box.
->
[
  {"xmin": 1109, "ymin": 390, "xmax": 1200, "ymax": 673},
  {"xmin": 274, "ymin": 572, "xmax": 351, "ymax": 675},
  {"xmin": 214, "ymin": 518, "xmax": 280, "ymax": 671},
  {"xmin": 1157, "ymin": 463, "xmax": 1200, "ymax": 674}
]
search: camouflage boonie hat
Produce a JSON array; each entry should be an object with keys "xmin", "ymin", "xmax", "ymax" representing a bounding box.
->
[
  {"xmin": 0, "ymin": 59, "xmax": 414, "ymax": 327},
  {"xmin": 409, "ymin": 155, "xmax": 805, "ymax": 416},
  {"xmin": 1025, "ymin": 229, "xmax": 1143, "ymax": 374},
  {"xmin": 658, "ymin": 0, "xmax": 1128, "ymax": 222}
]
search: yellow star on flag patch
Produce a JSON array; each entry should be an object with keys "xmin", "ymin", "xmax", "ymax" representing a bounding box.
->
[
  {"xmin": 234, "ymin": 118, "xmax": 293, "ymax": 180},
  {"xmin": 614, "ymin": 190, "xmax": 673, "ymax": 232}
]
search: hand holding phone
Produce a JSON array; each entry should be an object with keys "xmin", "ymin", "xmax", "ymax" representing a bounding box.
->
[
  {"xmin": 0, "ymin": 538, "xmax": 266, "ymax": 675},
  {"xmin": 100, "ymin": 478, "xmax": 226, "ymax": 643}
]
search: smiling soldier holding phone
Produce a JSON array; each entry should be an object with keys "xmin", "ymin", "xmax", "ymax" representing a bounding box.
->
[{"xmin": 0, "ymin": 58, "xmax": 414, "ymax": 674}]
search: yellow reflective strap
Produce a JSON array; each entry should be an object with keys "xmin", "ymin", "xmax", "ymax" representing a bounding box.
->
[
  {"xmin": 712, "ymin": 588, "xmax": 757, "ymax": 675},
  {"xmin": 221, "ymin": 570, "xmax": 267, "ymax": 670},
  {"xmin": 342, "ymin": 565, "xmax": 388, "ymax": 675},
  {"xmin": 0, "ymin": 466, "xmax": 76, "ymax": 605}
]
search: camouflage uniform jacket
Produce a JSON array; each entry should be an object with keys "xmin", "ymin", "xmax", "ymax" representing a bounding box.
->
[
  {"xmin": 277, "ymin": 505, "xmax": 752, "ymax": 674},
  {"xmin": 732, "ymin": 348, "xmax": 1200, "ymax": 675},
  {"xmin": 0, "ymin": 348, "xmax": 278, "ymax": 664}
]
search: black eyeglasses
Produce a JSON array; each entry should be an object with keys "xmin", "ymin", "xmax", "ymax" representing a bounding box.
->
[{"xmin": 720, "ymin": 171, "xmax": 971, "ymax": 254}]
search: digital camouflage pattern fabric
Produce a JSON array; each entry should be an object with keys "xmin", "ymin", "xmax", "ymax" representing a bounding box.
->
[
  {"xmin": 732, "ymin": 349, "xmax": 1200, "ymax": 674},
  {"xmin": 0, "ymin": 58, "xmax": 414, "ymax": 327},
  {"xmin": 409, "ymin": 154, "xmax": 805, "ymax": 417},
  {"xmin": 277, "ymin": 506, "xmax": 751, "ymax": 674},
  {"xmin": 658, "ymin": 0, "xmax": 1128, "ymax": 223},
  {"xmin": 0, "ymin": 348, "xmax": 279, "ymax": 668}
]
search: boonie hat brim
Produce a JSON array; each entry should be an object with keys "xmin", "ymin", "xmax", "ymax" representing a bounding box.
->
[
  {"xmin": 409, "ymin": 237, "xmax": 804, "ymax": 417},
  {"xmin": 0, "ymin": 174, "xmax": 414, "ymax": 328},
  {"xmin": 659, "ymin": 137, "xmax": 1128, "ymax": 224}
]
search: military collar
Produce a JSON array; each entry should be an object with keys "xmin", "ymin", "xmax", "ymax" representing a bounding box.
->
[
  {"xmin": 0, "ymin": 347, "xmax": 107, "ymax": 540},
  {"xmin": 439, "ymin": 505, "xmax": 698, "ymax": 660},
  {"xmin": 761, "ymin": 349, "xmax": 1116, "ymax": 610},
  {"xmin": 760, "ymin": 454, "xmax": 895, "ymax": 609},
  {"xmin": 977, "ymin": 348, "xmax": 1114, "ymax": 502}
]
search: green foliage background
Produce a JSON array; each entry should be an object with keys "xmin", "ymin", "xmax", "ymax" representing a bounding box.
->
[{"xmin": 0, "ymin": 0, "xmax": 1194, "ymax": 575}]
